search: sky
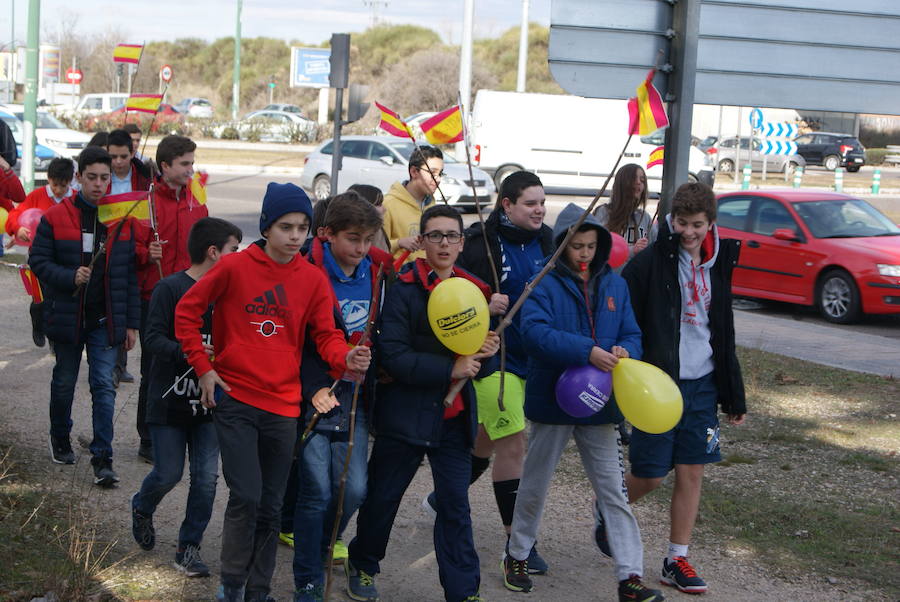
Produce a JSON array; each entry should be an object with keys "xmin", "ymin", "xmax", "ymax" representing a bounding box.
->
[{"xmin": 6, "ymin": 0, "xmax": 552, "ymax": 46}]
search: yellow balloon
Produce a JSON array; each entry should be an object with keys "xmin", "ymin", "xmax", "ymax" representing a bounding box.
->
[
  {"xmin": 427, "ymin": 277, "xmax": 489, "ymax": 355},
  {"xmin": 612, "ymin": 358, "xmax": 683, "ymax": 434},
  {"xmin": 0, "ymin": 207, "xmax": 7, "ymax": 234}
]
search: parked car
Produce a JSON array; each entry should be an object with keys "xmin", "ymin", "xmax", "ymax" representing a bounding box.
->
[
  {"xmin": 697, "ymin": 135, "xmax": 718, "ymax": 154},
  {"xmin": 262, "ymin": 103, "xmax": 303, "ymax": 114},
  {"xmin": 793, "ymin": 132, "xmax": 866, "ymax": 172},
  {"xmin": 56, "ymin": 93, "xmax": 128, "ymax": 118},
  {"xmin": 709, "ymin": 136, "xmax": 805, "ymax": 175},
  {"xmin": 0, "ymin": 109, "xmax": 59, "ymax": 179},
  {"xmin": 2, "ymin": 104, "xmax": 90, "ymax": 159},
  {"xmin": 300, "ymin": 135, "xmax": 496, "ymax": 210},
  {"xmin": 217, "ymin": 110, "xmax": 317, "ymax": 143},
  {"xmin": 174, "ymin": 98, "xmax": 214, "ymax": 119},
  {"xmin": 84, "ymin": 103, "xmax": 184, "ymax": 133},
  {"xmin": 716, "ymin": 190, "xmax": 900, "ymax": 323}
]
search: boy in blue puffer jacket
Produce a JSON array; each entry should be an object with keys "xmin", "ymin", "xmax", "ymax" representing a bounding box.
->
[{"xmin": 503, "ymin": 203, "xmax": 663, "ymax": 602}]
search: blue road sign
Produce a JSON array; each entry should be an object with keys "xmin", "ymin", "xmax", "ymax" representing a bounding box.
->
[
  {"xmin": 763, "ymin": 122, "xmax": 799, "ymax": 138},
  {"xmin": 749, "ymin": 108, "xmax": 763, "ymax": 129},
  {"xmin": 761, "ymin": 140, "xmax": 798, "ymax": 155},
  {"xmin": 290, "ymin": 47, "xmax": 331, "ymax": 88}
]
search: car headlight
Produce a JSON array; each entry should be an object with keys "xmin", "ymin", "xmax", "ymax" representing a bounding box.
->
[
  {"xmin": 877, "ymin": 264, "xmax": 900, "ymax": 277},
  {"xmin": 44, "ymin": 138, "xmax": 65, "ymax": 147},
  {"xmin": 442, "ymin": 175, "xmax": 460, "ymax": 185}
]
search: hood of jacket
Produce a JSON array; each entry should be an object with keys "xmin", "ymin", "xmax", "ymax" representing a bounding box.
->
[{"xmin": 552, "ymin": 202, "xmax": 612, "ymax": 276}]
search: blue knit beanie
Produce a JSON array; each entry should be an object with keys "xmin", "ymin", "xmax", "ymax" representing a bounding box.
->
[{"xmin": 259, "ymin": 182, "xmax": 313, "ymax": 235}]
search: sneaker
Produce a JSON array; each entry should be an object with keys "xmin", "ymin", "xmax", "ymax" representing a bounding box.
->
[
  {"xmin": 137, "ymin": 441, "xmax": 154, "ymax": 464},
  {"xmin": 48, "ymin": 433, "xmax": 75, "ymax": 464},
  {"xmin": 92, "ymin": 458, "xmax": 119, "ymax": 488},
  {"xmin": 279, "ymin": 531, "xmax": 295, "ymax": 548},
  {"xmin": 462, "ymin": 595, "xmax": 484, "ymax": 601},
  {"xmin": 244, "ymin": 592, "xmax": 276, "ymax": 602},
  {"xmin": 131, "ymin": 493, "xmax": 155, "ymax": 550},
  {"xmin": 119, "ymin": 369, "xmax": 135, "ymax": 383},
  {"xmin": 421, "ymin": 492, "xmax": 437, "ymax": 519},
  {"xmin": 661, "ymin": 556, "xmax": 707, "ymax": 594},
  {"xmin": 174, "ymin": 544, "xmax": 209, "ymax": 577},
  {"xmin": 332, "ymin": 538, "xmax": 349, "ymax": 565},
  {"xmin": 501, "ymin": 554, "xmax": 532, "ymax": 593},
  {"xmin": 593, "ymin": 498, "xmax": 612, "ymax": 558},
  {"xmin": 345, "ymin": 559, "xmax": 379, "ymax": 601},
  {"xmin": 619, "ymin": 574, "xmax": 665, "ymax": 601},
  {"xmin": 526, "ymin": 544, "xmax": 548, "ymax": 575},
  {"xmin": 215, "ymin": 583, "xmax": 246, "ymax": 602},
  {"xmin": 294, "ymin": 582, "xmax": 324, "ymax": 602}
]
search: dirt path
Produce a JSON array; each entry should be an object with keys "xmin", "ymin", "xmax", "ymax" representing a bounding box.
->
[{"xmin": 0, "ymin": 266, "xmax": 885, "ymax": 601}]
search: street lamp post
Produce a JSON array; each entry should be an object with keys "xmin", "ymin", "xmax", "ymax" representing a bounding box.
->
[{"xmin": 232, "ymin": 0, "xmax": 242, "ymax": 120}]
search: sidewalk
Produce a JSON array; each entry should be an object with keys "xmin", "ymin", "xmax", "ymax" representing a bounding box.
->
[{"xmin": 734, "ymin": 310, "xmax": 900, "ymax": 378}]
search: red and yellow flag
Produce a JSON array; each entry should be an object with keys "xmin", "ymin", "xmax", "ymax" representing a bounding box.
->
[
  {"xmin": 125, "ymin": 94, "xmax": 163, "ymax": 114},
  {"xmin": 375, "ymin": 102, "xmax": 412, "ymax": 138},
  {"xmin": 19, "ymin": 265, "xmax": 43, "ymax": 303},
  {"xmin": 113, "ymin": 44, "xmax": 143, "ymax": 64},
  {"xmin": 647, "ymin": 146, "xmax": 665, "ymax": 169},
  {"xmin": 421, "ymin": 105, "xmax": 464, "ymax": 145},
  {"xmin": 188, "ymin": 171, "xmax": 208, "ymax": 207},
  {"xmin": 97, "ymin": 191, "xmax": 150, "ymax": 226},
  {"xmin": 627, "ymin": 69, "xmax": 669, "ymax": 136}
]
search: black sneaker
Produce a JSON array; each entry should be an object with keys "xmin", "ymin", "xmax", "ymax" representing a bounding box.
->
[
  {"xmin": 48, "ymin": 433, "xmax": 75, "ymax": 464},
  {"xmin": 118, "ymin": 369, "xmax": 135, "ymax": 383},
  {"xmin": 92, "ymin": 458, "xmax": 119, "ymax": 488},
  {"xmin": 137, "ymin": 441, "xmax": 154, "ymax": 464},
  {"xmin": 619, "ymin": 574, "xmax": 665, "ymax": 601},
  {"xmin": 174, "ymin": 544, "xmax": 209, "ymax": 577},
  {"xmin": 593, "ymin": 498, "xmax": 612, "ymax": 558},
  {"xmin": 131, "ymin": 493, "xmax": 155, "ymax": 550},
  {"xmin": 501, "ymin": 554, "xmax": 532, "ymax": 592},
  {"xmin": 661, "ymin": 556, "xmax": 707, "ymax": 594}
]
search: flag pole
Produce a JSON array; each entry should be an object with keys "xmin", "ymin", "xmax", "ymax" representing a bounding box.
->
[
  {"xmin": 72, "ymin": 197, "xmax": 144, "ymax": 297},
  {"xmin": 138, "ymin": 83, "xmax": 167, "ymax": 163},
  {"xmin": 401, "ymin": 120, "xmax": 449, "ymax": 205}
]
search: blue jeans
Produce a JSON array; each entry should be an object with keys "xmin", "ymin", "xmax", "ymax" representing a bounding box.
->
[
  {"xmin": 133, "ymin": 422, "xmax": 219, "ymax": 547},
  {"xmin": 49, "ymin": 327, "xmax": 117, "ymax": 459},
  {"xmin": 293, "ymin": 411, "xmax": 369, "ymax": 588}
]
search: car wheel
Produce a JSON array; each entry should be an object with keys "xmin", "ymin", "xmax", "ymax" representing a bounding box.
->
[
  {"xmin": 846, "ymin": 165, "xmax": 860, "ymax": 173},
  {"xmin": 823, "ymin": 154, "xmax": 840, "ymax": 171},
  {"xmin": 493, "ymin": 164, "xmax": 524, "ymax": 190},
  {"xmin": 313, "ymin": 175, "xmax": 331, "ymax": 201},
  {"xmin": 717, "ymin": 159, "xmax": 734, "ymax": 173},
  {"xmin": 816, "ymin": 269, "xmax": 861, "ymax": 324}
]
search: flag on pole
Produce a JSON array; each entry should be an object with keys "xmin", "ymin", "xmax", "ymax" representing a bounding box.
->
[
  {"xmin": 646, "ymin": 146, "xmax": 665, "ymax": 169},
  {"xmin": 420, "ymin": 105, "xmax": 464, "ymax": 145},
  {"xmin": 97, "ymin": 191, "xmax": 150, "ymax": 226},
  {"xmin": 627, "ymin": 69, "xmax": 669, "ymax": 136},
  {"xmin": 113, "ymin": 44, "xmax": 143, "ymax": 64},
  {"xmin": 19, "ymin": 265, "xmax": 43, "ymax": 303},
  {"xmin": 125, "ymin": 94, "xmax": 163, "ymax": 114},
  {"xmin": 188, "ymin": 172, "xmax": 208, "ymax": 207},
  {"xmin": 375, "ymin": 102, "xmax": 412, "ymax": 138}
]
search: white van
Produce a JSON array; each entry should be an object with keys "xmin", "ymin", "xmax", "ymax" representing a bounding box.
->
[
  {"xmin": 58, "ymin": 93, "xmax": 129, "ymax": 118},
  {"xmin": 469, "ymin": 90, "xmax": 713, "ymax": 193}
]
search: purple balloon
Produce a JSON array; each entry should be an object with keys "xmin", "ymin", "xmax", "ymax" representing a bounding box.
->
[{"xmin": 555, "ymin": 365, "xmax": 613, "ymax": 418}]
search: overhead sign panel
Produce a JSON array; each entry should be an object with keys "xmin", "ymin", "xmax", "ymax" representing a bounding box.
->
[
  {"xmin": 290, "ymin": 47, "xmax": 331, "ymax": 89},
  {"xmin": 549, "ymin": 0, "xmax": 900, "ymax": 115}
]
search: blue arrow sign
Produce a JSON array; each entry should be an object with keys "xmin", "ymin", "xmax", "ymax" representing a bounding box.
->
[
  {"xmin": 762, "ymin": 122, "xmax": 799, "ymax": 138},
  {"xmin": 761, "ymin": 140, "xmax": 798, "ymax": 155},
  {"xmin": 749, "ymin": 108, "xmax": 764, "ymax": 129}
]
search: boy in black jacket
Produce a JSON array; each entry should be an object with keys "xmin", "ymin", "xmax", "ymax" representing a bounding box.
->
[
  {"xmin": 621, "ymin": 183, "xmax": 746, "ymax": 595},
  {"xmin": 130, "ymin": 217, "xmax": 242, "ymax": 576},
  {"xmin": 345, "ymin": 204, "xmax": 500, "ymax": 602}
]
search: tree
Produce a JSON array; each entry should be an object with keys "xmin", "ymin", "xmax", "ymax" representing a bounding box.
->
[{"xmin": 474, "ymin": 23, "xmax": 564, "ymax": 94}]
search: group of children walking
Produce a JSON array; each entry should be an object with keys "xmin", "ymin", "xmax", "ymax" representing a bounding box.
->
[{"xmin": 19, "ymin": 136, "xmax": 745, "ymax": 602}]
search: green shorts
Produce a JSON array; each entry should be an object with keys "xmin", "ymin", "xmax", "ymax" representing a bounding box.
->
[{"xmin": 474, "ymin": 371, "xmax": 526, "ymax": 440}]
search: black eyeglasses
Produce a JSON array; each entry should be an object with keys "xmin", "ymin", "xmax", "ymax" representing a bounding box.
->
[
  {"xmin": 423, "ymin": 230, "xmax": 462, "ymax": 244},
  {"xmin": 418, "ymin": 167, "xmax": 446, "ymax": 179}
]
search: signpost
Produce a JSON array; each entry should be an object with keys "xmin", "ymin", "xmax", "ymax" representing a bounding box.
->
[
  {"xmin": 64, "ymin": 67, "xmax": 82, "ymax": 84},
  {"xmin": 159, "ymin": 63, "xmax": 173, "ymax": 94}
]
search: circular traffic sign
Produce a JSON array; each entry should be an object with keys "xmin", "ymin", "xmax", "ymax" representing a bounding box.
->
[
  {"xmin": 749, "ymin": 107, "xmax": 763, "ymax": 129},
  {"xmin": 65, "ymin": 68, "xmax": 83, "ymax": 84},
  {"xmin": 160, "ymin": 64, "xmax": 173, "ymax": 83}
]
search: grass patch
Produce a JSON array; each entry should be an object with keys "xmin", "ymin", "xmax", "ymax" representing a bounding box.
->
[
  {"xmin": 837, "ymin": 452, "xmax": 893, "ymax": 473},
  {"xmin": 195, "ymin": 148, "xmax": 306, "ymax": 167},
  {"xmin": 716, "ymin": 453, "xmax": 757, "ymax": 466}
]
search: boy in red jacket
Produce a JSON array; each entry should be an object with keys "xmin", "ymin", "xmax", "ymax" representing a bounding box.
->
[{"xmin": 175, "ymin": 182, "xmax": 371, "ymax": 602}]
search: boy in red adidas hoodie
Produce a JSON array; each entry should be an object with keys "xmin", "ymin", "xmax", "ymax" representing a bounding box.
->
[{"xmin": 175, "ymin": 182, "xmax": 371, "ymax": 602}]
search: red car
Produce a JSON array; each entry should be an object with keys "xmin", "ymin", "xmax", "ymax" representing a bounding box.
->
[
  {"xmin": 85, "ymin": 103, "xmax": 184, "ymax": 132},
  {"xmin": 716, "ymin": 190, "xmax": 900, "ymax": 323}
]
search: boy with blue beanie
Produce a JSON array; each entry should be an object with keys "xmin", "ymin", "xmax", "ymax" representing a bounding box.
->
[{"xmin": 175, "ymin": 182, "xmax": 372, "ymax": 602}]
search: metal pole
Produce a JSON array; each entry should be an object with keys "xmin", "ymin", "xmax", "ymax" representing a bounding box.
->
[
  {"xmin": 516, "ymin": 0, "xmax": 529, "ymax": 93},
  {"xmin": 659, "ymin": 0, "xmax": 700, "ymax": 216},
  {"xmin": 734, "ymin": 107, "xmax": 742, "ymax": 185},
  {"xmin": 232, "ymin": 0, "xmax": 242, "ymax": 120},
  {"xmin": 330, "ymin": 86, "xmax": 344, "ymax": 194},
  {"xmin": 22, "ymin": 0, "xmax": 39, "ymax": 194},
  {"xmin": 456, "ymin": 0, "xmax": 474, "ymax": 158}
]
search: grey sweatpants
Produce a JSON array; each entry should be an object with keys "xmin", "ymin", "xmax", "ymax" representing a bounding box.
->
[{"xmin": 508, "ymin": 422, "xmax": 644, "ymax": 581}]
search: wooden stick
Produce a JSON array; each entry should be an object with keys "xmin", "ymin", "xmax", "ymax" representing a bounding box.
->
[
  {"xmin": 400, "ymin": 121, "xmax": 449, "ymax": 205},
  {"xmin": 442, "ymin": 131, "xmax": 636, "ymax": 405}
]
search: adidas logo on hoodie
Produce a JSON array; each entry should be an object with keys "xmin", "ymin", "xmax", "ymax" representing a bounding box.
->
[{"xmin": 245, "ymin": 284, "xmax": 290, "ymax": 319}]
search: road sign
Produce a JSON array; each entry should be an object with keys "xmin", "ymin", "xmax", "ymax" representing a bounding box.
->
[
  {"xmin": 762, "ymin": 122, "xmax": 799, "ymax": 138},
  {"xmin": 64, "ymin": 67, "xmax": 82, "ymax": 84},
  {"xmin": 160, "ymin": 64, "xmax": 173, "ymax": 83},
  {"xmin": 290, "ymin": 47, "xmax": 330, "ymax": 88},
  {"xmin": 761, "ymin": 140, "xmax": 798, "ymax": 156},
  {"xmin": 749, "ymin": 108, "xmax": 763, "ymax": 129},
  {"xmin": 548, "ymin": 1, "xmax": 900, "ymax": 115}
]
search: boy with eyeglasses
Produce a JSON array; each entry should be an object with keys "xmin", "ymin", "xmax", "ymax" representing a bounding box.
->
[
  {"xmin": 345, "ymin": 204, "xmax": 500, "ymax": 602},
  {"xmin": 381, "ymin": 145, "xmax": 442, "ymax": 265}
]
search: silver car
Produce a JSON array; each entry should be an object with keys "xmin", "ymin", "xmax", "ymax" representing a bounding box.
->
[
  {"xmin": 300, "ymin": 135, "xmax": 495, "ymax": 210},
  {"xmin": 712, "ymin": 136, "xmax": 805, "ymax": 175}
]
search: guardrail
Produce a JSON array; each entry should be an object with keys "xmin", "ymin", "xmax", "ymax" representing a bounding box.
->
[{"xmin": 886, "ymin": 145, "xmax": 900, "ymax": 166}]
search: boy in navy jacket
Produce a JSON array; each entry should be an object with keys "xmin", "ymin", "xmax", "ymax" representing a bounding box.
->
[
  {"xmin": 345, "ymin": 204, "xmax": 500, "ymax": 602},
  {"xmin": 504, "ymin": 203, "xmax": 663, "ymax": 602}
]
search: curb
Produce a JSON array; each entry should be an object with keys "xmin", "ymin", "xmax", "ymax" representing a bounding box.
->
[{"xmin": 199, "ymin": 164, "xmax": 304, "ymax": 176}]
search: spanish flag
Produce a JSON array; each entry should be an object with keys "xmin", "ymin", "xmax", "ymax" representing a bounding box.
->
[
  {"xmin": 375, "ymin": 102, "xmax": 411, "ymax": 138},
  {"xmin": 19, "ymin": 265, "xmax": 43, "ymax": 303},
  {"xmin": 421, "ymin": 105, "xmax": 464, "ymax": 145},
  {"xmin": 647, "ymin": 146, "xmax": 665, "ymax": 169},
  {"xmin": 113, "ymin": 44, "xmax": 143, "ymax": 64},
  {"xmin": 125, "ymin": 94, "xmax": 163, "ymax": 114},
  {"xmin": 188, "ymin": 172, "xmax": 208, "ymax": 208},
  {"xmin": 97, "ymin": 191, "xmax": 150, "ymax": 226},
  {"xmin": 627, "ymin": 69, "xmax": 669, "ymax": 136}
]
